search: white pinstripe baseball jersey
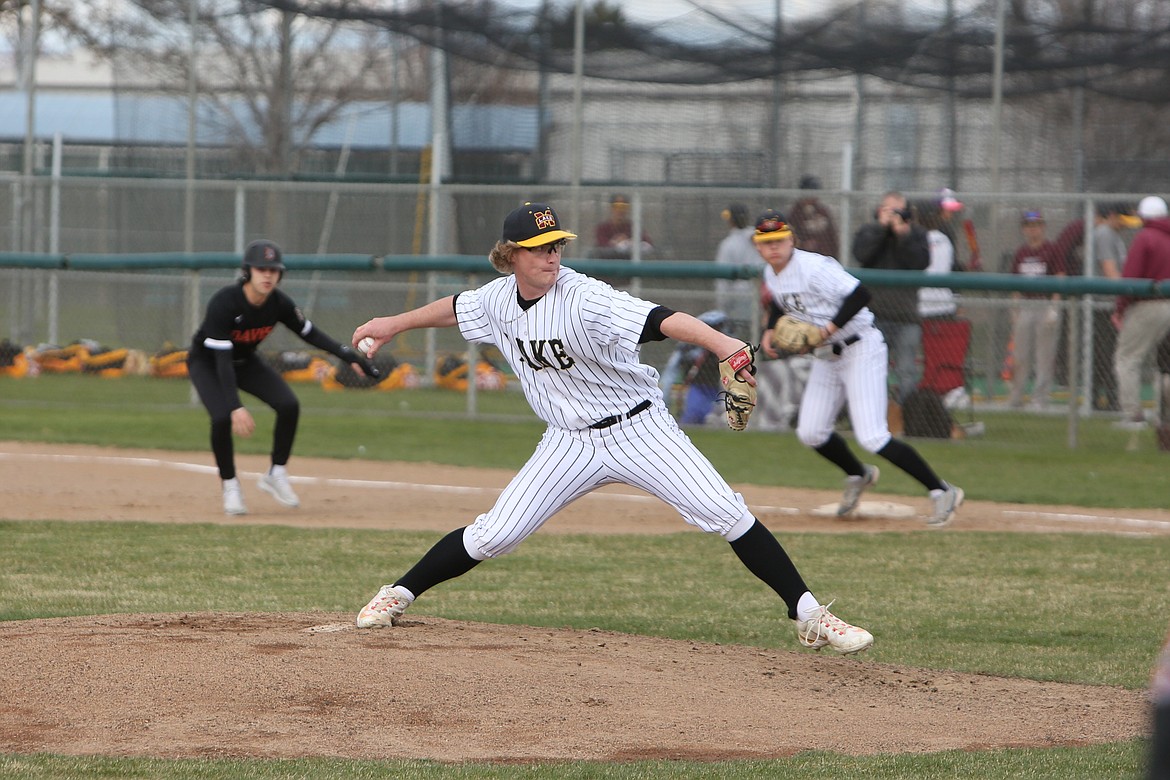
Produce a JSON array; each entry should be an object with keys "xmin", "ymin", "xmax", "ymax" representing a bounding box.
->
[
  {"xmin": 762, "ymin": 249, "xmax": 890, "ymax": 452},
  {"xmin": 456, "ymin": 266, "xmax": 665, "ymax": 430},
  {"xmin": 761, "ymin": 248, "xmax": 874, "ymax": 343},
  {"xmin": 452, "ymin": 264, "xmax": 755, "ymax": 558}
]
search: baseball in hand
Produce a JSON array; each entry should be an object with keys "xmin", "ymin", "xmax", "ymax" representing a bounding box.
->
[{"xmin": 358, "ymin": 337, "xmax": 376, "ymax": 355}]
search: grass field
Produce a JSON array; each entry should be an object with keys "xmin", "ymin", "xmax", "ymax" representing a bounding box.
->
[{"xmin": 1, "ymin": 374, "xmax": 1166, "ymax": 779}]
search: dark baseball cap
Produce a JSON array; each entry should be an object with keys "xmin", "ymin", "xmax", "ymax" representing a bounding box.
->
[
  {"xmin": 501, "ymin": 202, "xmax": 578, "ymax": 248},
  {"xmin": 753, "ymin": 209, "xmax": 793, "ymax": 243},
  {"xmin": 242, "ymin": 239, "xmax": 285, "ymax": 270},
  {"xmin": 1021, "ymin": 209, "xmax": 1045, "ymax": 224}
]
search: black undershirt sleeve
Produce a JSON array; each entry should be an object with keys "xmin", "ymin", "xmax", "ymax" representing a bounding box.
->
[
  {"xmin": 639, "ymin": 305, "xmax": 675, "ymax": 343},
  {"xmin": 300, "ymin": 324, "xmax": 344, "ymax": 355},
  {"xmin": 765, "ymin": 300, "xmax": 784, "ymax": 330},
  {"xmin": 830, "ymin": 284, "xmax": 871, "ymax": 330}
]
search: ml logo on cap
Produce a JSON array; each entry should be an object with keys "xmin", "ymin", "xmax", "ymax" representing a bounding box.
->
[
  {"xmin": 534, "ymin": 209, "xmax": 556, "ymax": 230},
  {"xmin": 264, "ymin": 247, "xmax": 277, "ymax": 260}
]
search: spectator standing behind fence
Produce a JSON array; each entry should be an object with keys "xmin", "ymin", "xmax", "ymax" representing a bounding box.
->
[
  {"xmin": 1088, "ymin": 203, "xmax": 1142, "ymax": 411},
  {"xmin": 713, "ymin": 203, "xmax": 764, "ymax": 338},
  {"xmin": 1113, "ymin": 196, "xmax": 1170, "ymax": 430},
  {"xmin": 592, "ymin": 194, "xmax": 655, "ymax": 259},
  {"xmin": 852, "ymin": 191, "xmax": 930, "ymax": 405},
  {"xmin": 912, "ymin": 201, "xmax": 972, "ymax": 410},
  {"xmin": 787, "ymin": 175, "xmax": 839, "ymax": 258},
  {"xmin": 936, "ymin": 188, "xmax": 982, "ymax": 271},
  {"xmin": 1007, "ymin": 210, "xmax": 1066, "ymax": 410},
  {"xmin": 914, "ymin": 201, "xmax": 959, "ymax": 321}
]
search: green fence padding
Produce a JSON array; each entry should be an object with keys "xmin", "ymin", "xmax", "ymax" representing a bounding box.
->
[{"xmin": 1, "ymin": 252, "xmax": 1166, "ymax": 298}]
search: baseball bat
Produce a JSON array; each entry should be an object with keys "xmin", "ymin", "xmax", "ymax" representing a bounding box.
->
[{"xmin": 962, "ymin": 219, "xmax": 983, "ymax": 271}]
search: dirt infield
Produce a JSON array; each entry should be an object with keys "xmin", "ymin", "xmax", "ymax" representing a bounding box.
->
[{"xmin": 1, "ymin": 441, "xmax": 1163, "ymax": 762}]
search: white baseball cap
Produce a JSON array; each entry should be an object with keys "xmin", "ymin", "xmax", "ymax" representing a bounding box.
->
[{"xmin": 1138, "ymin": 195, "xmax": 1169, "ymax": 220}]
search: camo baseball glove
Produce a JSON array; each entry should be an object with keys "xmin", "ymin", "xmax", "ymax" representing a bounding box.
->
[
  {"xmin": 771, "ymin": 314, "xmax": 825, "ymax": 355},
  {"xmin": 718, "ymin": 343, "xmax": 757, "ymax": 431}
]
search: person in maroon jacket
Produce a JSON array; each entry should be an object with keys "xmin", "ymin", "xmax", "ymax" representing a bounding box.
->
[
  {"xmin": 592, "ymin": 195, "xmax": 655, "ymax": 259},
  {"xmin": 1113, "ymin": 196, "xmax": 1170, "ymax": 429},
  {"xmin": 1007, "ymin": 210, "xmax": 1067, "ymax": 409}
]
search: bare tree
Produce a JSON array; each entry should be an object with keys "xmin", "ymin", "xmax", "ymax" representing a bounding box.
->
[{"xmin": 75, "ymin": 0, "xmax": 396, "ymax": 176}]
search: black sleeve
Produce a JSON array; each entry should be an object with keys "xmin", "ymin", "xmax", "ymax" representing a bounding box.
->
[
  {"xmin": 831, "ymin": 284, "xmax": 871, "ymax": 329},
  {"xmin": 639, "ymin": 305, "xmax": 675, "ymax": 343},
  {"xmin": 765, "ymin": 299, "xmax": 785, "ymax": 330},
  {"xmin": 300, "ymin": 323, "xmax": 350, "ymax": 358},
  {"xmin": 278, "ymin": 291, "xmax": 355, "ymax": 361}
]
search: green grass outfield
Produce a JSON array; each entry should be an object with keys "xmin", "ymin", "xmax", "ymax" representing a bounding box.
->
[{"xmin": 0, "ymin": 374, "xmax": 1166, "ymax": 779}]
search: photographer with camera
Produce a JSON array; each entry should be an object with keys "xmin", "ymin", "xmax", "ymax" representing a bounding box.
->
[{"xmin": 852, "ymin": 192, "xmax": 930, "ymax": 406}]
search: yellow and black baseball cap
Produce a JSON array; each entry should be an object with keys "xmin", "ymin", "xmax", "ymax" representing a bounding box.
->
[
  {"xmin": 502, "ymin": 202, "xmax": 578, "ymax": 248},
  {"xmin": 752, "ymin": 209, "xmax": 793, "ymax": 243}
]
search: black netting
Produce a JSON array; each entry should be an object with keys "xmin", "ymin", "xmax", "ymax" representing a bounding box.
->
[{"xmin": 251, "ymin": 0, "xmax": 1170, "ymax": 101}]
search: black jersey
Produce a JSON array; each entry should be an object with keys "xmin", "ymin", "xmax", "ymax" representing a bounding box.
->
[{"xmin": 190, "ymin": 284, "xmax": 309, "ymax": 363}]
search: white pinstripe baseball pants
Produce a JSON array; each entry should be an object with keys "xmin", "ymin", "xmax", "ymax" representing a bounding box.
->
[
  {"xmin": 463, "ymin": 405, "xmax": 756, "ymax": 560},
  {"xmin": 795, "ymin": 333, "xmax": 893, "ymax": 454}
]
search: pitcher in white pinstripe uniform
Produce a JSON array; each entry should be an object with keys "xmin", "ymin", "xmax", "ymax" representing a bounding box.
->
[
  {"xmin": 754, "ymin": 209, "xmax": 964, "ymax": 528},
  {"xmin": 350, "ymin": 202, "xmax": 873, "ymax": 654}
]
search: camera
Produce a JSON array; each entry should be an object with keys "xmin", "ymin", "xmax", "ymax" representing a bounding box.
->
[{"xmin": 893, "ymin": 207, "xmax": 912, "ymax": 221}]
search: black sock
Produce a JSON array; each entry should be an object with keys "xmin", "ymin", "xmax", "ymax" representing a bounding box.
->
[
  {"xmin": 814, "ymin": 432, "xmax": 865, "ymax": 477},
  {"xmin": 876, "ymin": 438, "xmax": 944, "ymax": 491},
  {"xmin": 395, "ymin": 527, "xmax": 481, "ymax": 598},
  {"xmin": 729, "ymin": 519, "xmax": 809, "ymax": 620}
]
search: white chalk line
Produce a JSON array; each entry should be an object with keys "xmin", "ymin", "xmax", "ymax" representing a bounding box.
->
[{"xmin": 2, "ymin": 450, "xmax": 1167, "ymax": 533}]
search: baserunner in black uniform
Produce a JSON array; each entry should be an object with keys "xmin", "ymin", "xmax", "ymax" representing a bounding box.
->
[{"xmin": 187, "ymin": 239, "xmax": 379, "ymax": 515}]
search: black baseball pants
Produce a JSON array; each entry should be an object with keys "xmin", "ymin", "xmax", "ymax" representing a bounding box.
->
[{"xmin": 188, "ymin": 355, "xmax": 300, "ymax": 480}]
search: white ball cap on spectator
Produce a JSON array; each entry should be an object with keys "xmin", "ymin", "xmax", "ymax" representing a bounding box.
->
[{"xmin": 1138, "ymin": 195, "xmax": 1169, "ymax": 220}]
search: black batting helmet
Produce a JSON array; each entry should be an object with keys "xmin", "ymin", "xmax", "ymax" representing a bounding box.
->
[{"xmin": 241, "ymin": 239, "xmax": 285, "ymax": 282}]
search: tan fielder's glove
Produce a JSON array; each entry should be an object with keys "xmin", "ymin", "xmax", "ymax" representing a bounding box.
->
[
  {"xmin": 772, "ymin": 314, "xmax": 825, "ymax": 355},
  {"xmin": 718, "ymin": 343, "xmax": 757, "ymax": 431}
]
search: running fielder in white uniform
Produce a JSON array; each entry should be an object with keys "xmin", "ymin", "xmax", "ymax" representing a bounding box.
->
[
  {"xmin": 753, "ymin": 210, "xmax": 964, "ymax": 527},
  {"xmin": 350, "ymin": 202, "xmax": 873, "ymax": 654}
]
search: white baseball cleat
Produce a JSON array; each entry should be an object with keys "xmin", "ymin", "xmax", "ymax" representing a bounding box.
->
[
  {"xmin": 793, "ymin": 603, "xmax": 873, "ymax": 655},
  {"xmin": 927, "ymin": 484, "xmax": 963, "ymax": 528},
  {"xmin": 837, "ymin": 465, "xmax": 879, "ymax": 517},
  {"xmin": 258, "ymin": 469, "xmax": 300, "ymax": 508},
  {"xmin": 356, "ymin": 584, "xmax": 414, "ymax": 628},
  {"xmin": 222, "ymin": 477, "xmax": 247, "ymax": 516}
]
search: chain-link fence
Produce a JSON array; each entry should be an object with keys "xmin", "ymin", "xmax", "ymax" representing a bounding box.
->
[{"xmin": 4, "ymin": 216, "xmax": 1170, "ymax": 451}]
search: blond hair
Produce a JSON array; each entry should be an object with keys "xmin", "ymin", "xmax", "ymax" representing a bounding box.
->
[{"xmin": 488, "ymin": 240, "xmax": 519, "ymax": 274}]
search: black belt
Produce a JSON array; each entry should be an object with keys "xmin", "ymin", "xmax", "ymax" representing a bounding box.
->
[
  {"xmin": 590, "ymin": 399, "xmax": 652, "ymax": 429},
  {"xmin": 831, "ymin": 334, "xmax": 861, "ymax": 356}
]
